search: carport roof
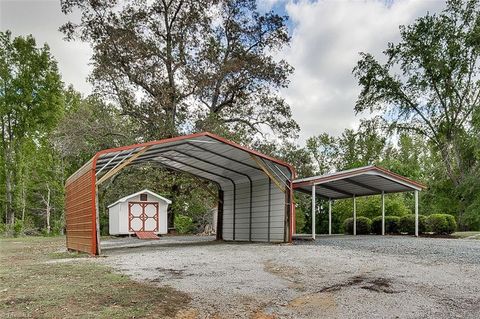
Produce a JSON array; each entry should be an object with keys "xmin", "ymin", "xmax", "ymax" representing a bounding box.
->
[
  {"xmin": 293, "ymin": 165, "xmax": 426, "ymax": 199},
  {"xmin": 66, "ymin": 132, "xmax": 296, "ymax": 189}
]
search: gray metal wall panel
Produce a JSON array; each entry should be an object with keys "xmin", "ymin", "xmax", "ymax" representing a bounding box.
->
[{"xmin": 221, "ymin": 176, "xmax": 287, "ymax": 242}]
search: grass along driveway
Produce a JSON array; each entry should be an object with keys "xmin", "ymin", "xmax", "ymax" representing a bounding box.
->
[
  {"xmin": 0, "ymin": 236, "xmax": 190, "ymax": 319},
  {"xmin": 452, "ymin": 231, "xmax": 480, "ymax": 239}
]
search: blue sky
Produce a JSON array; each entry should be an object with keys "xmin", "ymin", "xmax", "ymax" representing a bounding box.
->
[{"xmin": 0, "ymin": 0, "xmax": 445, "ymax": 143}]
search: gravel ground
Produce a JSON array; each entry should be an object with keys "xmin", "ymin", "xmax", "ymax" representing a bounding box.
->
[{"xmin": 100, "ymin": 235, "xmax": 480, "ymax": 318}]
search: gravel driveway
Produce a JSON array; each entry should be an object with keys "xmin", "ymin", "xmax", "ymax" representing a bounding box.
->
[{"xmin": 100, "ymin": 235, "xmax": 480, "ymax": 318}]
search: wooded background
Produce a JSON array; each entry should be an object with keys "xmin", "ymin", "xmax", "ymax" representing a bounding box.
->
[{"xmin": 1, "ymin": 0, "xmax": 479, "ymax": 236}]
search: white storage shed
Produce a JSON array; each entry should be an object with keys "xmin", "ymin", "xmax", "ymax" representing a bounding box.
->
[{"xmin": 108, "ymin": 189, "xmax": 171, "ymax": 236}]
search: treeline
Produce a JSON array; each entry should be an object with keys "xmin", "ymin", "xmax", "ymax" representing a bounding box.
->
[{"xmin": 1, "ymin": 0, "xmax": 479, "ymax": 235}]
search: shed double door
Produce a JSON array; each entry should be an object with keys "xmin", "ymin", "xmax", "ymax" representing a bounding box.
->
[{"xmin": 128, "ymin": 202, "xmax": 159, "ymax": 232}]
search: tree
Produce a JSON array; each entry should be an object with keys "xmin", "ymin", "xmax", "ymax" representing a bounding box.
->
[
  {"xmin": 353, "ymin": 0, "xmax": 480, "ymax": 188},
  {"xmin": 0, "ymin": 31, "xmax": 63, "ymax": 225},
  {"xmin": 60, "ymin": 0, "xmax": 298, "ymax": 140},
  {"xmin": 306, "ymin": 133, "xmax": 338, "ymax": 175},
  {"xmin": 54, "ymin": 90, "xmax": 135, "ymax": 171}
]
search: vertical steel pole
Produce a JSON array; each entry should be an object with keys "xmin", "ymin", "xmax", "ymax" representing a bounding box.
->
[
  {"xmin": 381, "ymin": 191, "xmax": 385, "ymax": 236},
  {"xmin": 328, "ymin": 199, "xmax": 332, "ymax": 235},
  {"xmin": 353, "ymin": 194, "xmax": 357, "ymax": 236},
  {"xmin": 312, "ymin": 184, "xmax": 316, "ymax": 240},
  {"xmin": 415, "ymin": 190, "xmax": 419, "ymax": 237}
]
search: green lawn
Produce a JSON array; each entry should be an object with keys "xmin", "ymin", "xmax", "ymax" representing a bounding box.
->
[
  {"xmin": 452, "ymin": 231, "xmax": 480, "ymax": 239},
  {"xmin": 0, "ymin": 236, "xmax": 191, "ymax": 319}
]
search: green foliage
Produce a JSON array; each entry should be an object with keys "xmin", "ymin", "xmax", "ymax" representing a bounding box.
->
[
  {"xmin": 398, "ymin": 214, "xmax": 427, "ymax": 234},
  {"xmin": 426, "ymin": 214, "xmax": 457, "ymax": 234},
  {"xmin": 332, "ymin": 195, "xmax": 410, "ymax": 225},
  {"xmin": 384, "ymin": 216, "xmax": 400, "ymax": 234},
  {"xmin": 13, "ymin": 220, "xmax": 24, "ymax": 237},
  {"xmin": 371, "ymin": 216, "xmax": 383, "ymax": 235},
  {"xmin": 353, "ymin": 0, "xmax": 480, "ymax": 230},
  {"xmin": 51, "ymin": 219, "xmax": 64, "ymax": 236},
  {"xmin": 174, "ymin": 215, "xmax": 194, "ymax": 234},
  {"xmin": 372, "ymin": 216, "xmax": 400, "ymax": 234},
  {"xmin": 61, "ymin": 0, "xmax": 298, "ymax": 140},
  {"xmin": 295, "ymin": 206, "xmax": 306, "ymax": 234},
  {"xmin": 343, "ymin": 217, "xmax": 372, "ymax": 235}
]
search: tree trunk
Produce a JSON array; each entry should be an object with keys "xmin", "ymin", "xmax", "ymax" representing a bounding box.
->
[
  {"xmin": 45, "ymin": 185, "xmax": 51, "ymax": 234},
  {"xmin": 4, "ymin": 146, "xmax": 14, "ymax": 225}
]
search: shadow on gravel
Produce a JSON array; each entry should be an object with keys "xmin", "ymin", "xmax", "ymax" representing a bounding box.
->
[
  {"xmin": 103, "ymin": 239, "xmax": 223, "ymax": 254},
  {"xmin": 317, "ymin": 275, "xmax": 405, "ymax": 294},
  {"xmin": 102, "ymin": 239, "xmax": 270, "ymax": 255}
]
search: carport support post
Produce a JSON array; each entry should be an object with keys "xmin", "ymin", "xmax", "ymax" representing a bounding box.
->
[
  {"xmin": 353, "ymin": 195, "xmax": 357, "ymax": 236},
  {"xmin": 381, "ymin": 191, "xmax": 385, "ymax": 236},
  {"xmin": 415, "ymin": 190, "xmax": 419, "ymax": 237},
  {"xmin": 328, "ymin": 199, "xmax": 332, "ymax": 235},
  {"xmin": 312, "ymin": 184, "xmax": 316, "ymax": 240}
]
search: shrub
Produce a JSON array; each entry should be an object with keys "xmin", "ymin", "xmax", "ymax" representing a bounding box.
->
[
  {"xmin": 51, "ymin": 219, "xmax": 64, "ymax": 236},
  {"xmin": 427, "ymin": 214, "xmax": 456, "ymax": 234},
  {"xmin": 371, "ymin": 216, "xmax": 383, "ymax": 234},
  {"xmin": 295, "ymin": 207, "xmax": 306, "ymax": 234},
  {"xmin": 343, "ymin": 216, "xmax": 372, "ymax": 235},
  {"xmin": 399, "ymin": 214, "xmax": 427, "ymax": 234},
  {"xmin": 13, "ymin": 220, "xmax": 24, "ymax": 237},
  {"xmin": 371, "ymin": 216, "xmax": 400, "ymax": 234},
  {"xmin": 174, "ymin": 214, "xmax": 194, "ymax": 234},
  {"xmin": 384, "ymin": 216, "xmax": 400, "ymax": 234}
]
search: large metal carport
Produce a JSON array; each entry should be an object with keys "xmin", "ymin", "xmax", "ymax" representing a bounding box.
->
[
  {"xmin": 293, "ymin": 166, "xmax": 426, "ymax": 238},
  {"xmin": 65, "ymin": 132, "xmax": 296, "ymax": 255}
]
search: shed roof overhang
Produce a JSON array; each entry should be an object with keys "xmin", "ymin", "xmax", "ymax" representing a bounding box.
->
[{"xmin": 292, "ymin": 165, "xmax": 426, "ymax": 199}]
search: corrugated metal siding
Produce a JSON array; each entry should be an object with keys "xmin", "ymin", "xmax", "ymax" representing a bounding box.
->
[
  {"xmin": 222, "ymin": 177, "xmax": 286, "ymax": 242},
  {"xmin": 65, "ymin": 161, "xmax": 96, "ymax": 255}
]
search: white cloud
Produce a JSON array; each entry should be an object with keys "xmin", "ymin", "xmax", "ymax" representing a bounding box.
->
[
  {"xmin": 1, "ymin": 0, "xmax": 445, "ymax": 143},
  {"xmin": 280, "ymin": 0, "xmax": 444, "ymax": 143},
  {"xmin": 0, "ymin": 0, "xmax": 93, "ymax": 95}
]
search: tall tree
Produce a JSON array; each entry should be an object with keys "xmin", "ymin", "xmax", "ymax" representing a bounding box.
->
[
  {"xmin": 60, "ymin": 0, "xmax": 298, "ymax": 141},
  {"xmin": 0, "ymin": 31, "xmax": 63, "ymax": 224},
  {"xmin": 353, "ymin": 0, "xmax": 480, "ymax": 188}
]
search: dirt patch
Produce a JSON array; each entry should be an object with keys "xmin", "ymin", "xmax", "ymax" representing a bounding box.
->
[
  {"xmin": 264, "ymin": 260, "xmax": 304, "ymax": 290},
  {"xmin": 174, "ymin": 308, "xmax": 200, "ymax": 319},
  {"xmin": 316, "ymin": 275, "xmax": 404, "ymax": 294},
  {"xmin": 250, "ymin": 310, "xmax": 277, "ymax": 319},
  {"xmin": 288, "ymin": 292, "xmax": 337, "ymax": 313},
  {"xmin": 153, "ymin": 267, "xmax": 189, "ymax": 280}
]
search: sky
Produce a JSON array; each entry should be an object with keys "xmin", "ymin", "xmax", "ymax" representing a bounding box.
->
[{"xmin": 0, "ymin": 0, "xmax": 445, "ymax": 143}]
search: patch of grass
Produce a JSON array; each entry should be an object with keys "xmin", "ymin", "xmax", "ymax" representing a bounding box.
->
[
  {"xmin": 452, "ymin": 231, "xmax": 480, "ymax": 239},
  {"xmin": 0, "ymin": 236, "xmax": 190, "ymax": 318}
]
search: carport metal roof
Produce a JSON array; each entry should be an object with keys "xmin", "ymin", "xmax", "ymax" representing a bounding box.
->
[
  {"xmin": 67, "ymin": 132, "xmax": 296, "ymax": 189},
  {"xmin": 293, "ymin": 165, "xmax": 425, "ymax": 199},
  {"xmin": 292, "ymin": 165, "xmax": 426, "ymax": 239},
  {"xmin": 65, "ymin": 132, "xmax": 296, "ymax": 255}
]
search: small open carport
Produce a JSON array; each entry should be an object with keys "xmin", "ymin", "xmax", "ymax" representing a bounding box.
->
[
  {"xmin": 293, "ymin": 166, "xmax": 426, "ymax": 238},
  {"xmin": 65, "ymin": 132, "xmax": 296, "ymax": 255}
]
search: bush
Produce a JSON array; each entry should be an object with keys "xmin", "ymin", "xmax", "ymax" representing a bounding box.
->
[
  {"xmin": 371, "ymin": 216, "xmax": 383, "ymax": 234},
  {"xmin": 295, "ymin": 207, "xmax": 306, "ymax": 234},
  {"xmin": 371, "ymin": 216, "xmax": 400, "ymax": 234},
  {"xmin": 426, "ymin": 214, "xmax": 456, "ymax": 234},
  {"xmin": 174, "ymin": 214, "xmax": 194, "ymax": 234},
  {"xmin": 385, "ymin": 216, "xmax": 400, "ymax": 234},
  {"xmin": 399, "ymin": 214, "xmax": 427, "ymax": 234},
  {"xmin": 13, "ymin": 220, "xmax": 24, "ymax": 237},
  {"xmin": 343, "ymin": 216, "xmax": 372, "ymax": 235}
]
